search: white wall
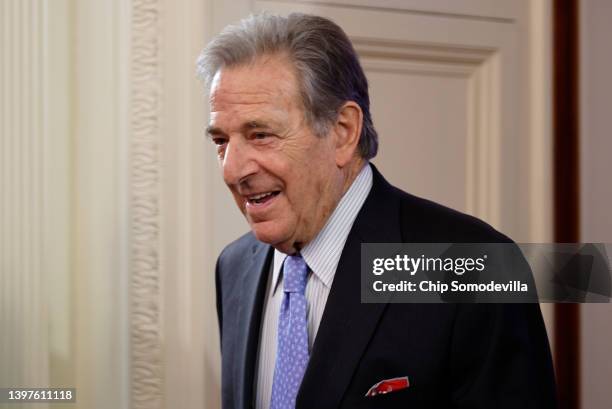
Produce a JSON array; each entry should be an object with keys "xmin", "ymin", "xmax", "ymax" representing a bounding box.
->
[{"xmin": 579, "ymin": 1, "xmax": 612, "ymax": 408}]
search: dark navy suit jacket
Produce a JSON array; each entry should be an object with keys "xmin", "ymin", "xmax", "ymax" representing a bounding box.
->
[{"xmin": 215, "ymin": 165, "xmax": 557, "ymax": 409}]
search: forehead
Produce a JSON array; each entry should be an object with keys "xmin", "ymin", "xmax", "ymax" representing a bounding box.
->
[{"xmin": 209, "ymin": 54, "xmax": 301, "ymax": 110}]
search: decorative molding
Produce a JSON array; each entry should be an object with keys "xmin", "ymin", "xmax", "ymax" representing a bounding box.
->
[
  {"xmin": 355, "ymin": 38, "xmax": 501, "ymax": 225},
  {"xmin": 354, "ymin": 37, "xmax": 492, "ymax": 66},
  {"xmin": 129, "ymin": 0, "xmax": 164, "ymax": 408},
  {"xmin": 0, "ymin": 0, "xmax": 49, "ymax": 389},
  {"xmin": 465, "ymin": 53, "xmax": 501, "ymax": 226},
  {"xmin": 257, "ymin": 0, "xmax": 516, "ymax": 23}
]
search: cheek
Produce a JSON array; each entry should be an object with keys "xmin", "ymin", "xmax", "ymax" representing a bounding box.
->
[
  {"xmin": 283, "ymin": 171, "xmax": 326, "ymax": 224},
  {"xmin": 284, "ymin": 171, "xmax": 313, "ymax": 203},
  {"xmin": 230, "ymin": 190, "xmax": 246, "ymax": 213},
  {"xmin": 270, "ymin": 136, "xmax": 334, "ymax": 208}
]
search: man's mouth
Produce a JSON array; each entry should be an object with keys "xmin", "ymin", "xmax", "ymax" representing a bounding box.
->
[{"xmin": 246, "ymin": 191, "xmax": 280, "ymax": 205}]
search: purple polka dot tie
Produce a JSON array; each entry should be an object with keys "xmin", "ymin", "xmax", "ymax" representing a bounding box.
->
[{"xmin": 270, "ymin": 254, "xmax": 310, "ymax": 409}]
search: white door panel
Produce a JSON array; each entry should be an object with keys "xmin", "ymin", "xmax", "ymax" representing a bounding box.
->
[{"xmin": 368, "ymin": 68, "xmax": 469, "ymax": 211}]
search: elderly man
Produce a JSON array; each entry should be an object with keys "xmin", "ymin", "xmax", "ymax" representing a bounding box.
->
[{"xmin": 198, "ymin": 13, "xmax": 556, "ymax": 409}]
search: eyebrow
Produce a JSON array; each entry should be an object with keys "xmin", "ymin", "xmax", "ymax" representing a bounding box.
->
[
  {"xmin": 205, "ymin": 125, "xmax": 225, "ymax": 138},
  {"xmin": 205, "ymin": 120, "xmax": 275, "ymax": 138}
]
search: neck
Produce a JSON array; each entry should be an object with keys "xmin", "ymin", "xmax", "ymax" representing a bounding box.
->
[{"xmin": 340, "ymin": 157, "xmax": 366, "ymax": 196}]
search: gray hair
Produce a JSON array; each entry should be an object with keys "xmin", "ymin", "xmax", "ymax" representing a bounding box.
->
[{"xmin": 196, "ymin": 12, "xmax": 378, "ymax": 160}]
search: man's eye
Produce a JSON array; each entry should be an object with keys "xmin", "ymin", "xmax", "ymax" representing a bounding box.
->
[
  {"xmin": 212, "ymin": 137, "xmax": 227, "ymax": 146},
  {"xmin": 253, "ymin": 132, "xmax": 269, "ymax": 140}
]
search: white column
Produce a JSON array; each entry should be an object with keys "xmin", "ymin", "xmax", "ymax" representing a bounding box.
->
[
  {"xmin": 1, "ymin": 1, "xmax": 50, "ymax": 405},
  {"xmin": 159, "ymin": 0, "xmax": 223, "ymax": 407},
  {"xmin": 73, "ymin": 0, "xmax": 130, "ymax": 408}
]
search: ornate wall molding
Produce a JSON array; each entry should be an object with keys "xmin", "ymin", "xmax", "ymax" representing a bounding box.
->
[
  {"xmin": 0, "ymin": 0, "xmax": 50, "ymax": 389},
  {"xmin": 129, "ymin": 0, "xmax": 164, "ymax": 408}
]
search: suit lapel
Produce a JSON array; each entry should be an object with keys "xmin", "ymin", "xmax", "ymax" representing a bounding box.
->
[
  {"xmin": 296, "ymin": 166, "xmax": 402, "ymax": 409},
  {"xmin": 235, "ymin": 240, "xmax": 273, "ymax": 409}
]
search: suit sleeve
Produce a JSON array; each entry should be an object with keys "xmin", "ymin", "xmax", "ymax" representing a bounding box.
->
[{"xmin": 449, "ymin": 303, "xmax": 557, "ymax": 408}]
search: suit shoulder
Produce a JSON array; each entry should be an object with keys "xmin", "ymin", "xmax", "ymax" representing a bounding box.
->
[
  {"xmin": 393, "ymin": 187, "xmax": 512, "ymax": 243},
  {"xmin": 217, "ymin": 231, "xmax": 259, "ymax": 269}
]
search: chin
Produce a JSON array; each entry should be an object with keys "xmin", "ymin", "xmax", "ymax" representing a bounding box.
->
[
  {"xmin": 250, "ymin": 222, "xmax": 284, "ymax": 244},
  {"xmin": 250, "ymin": 222, "xmax": 293, "ymax": 252}
]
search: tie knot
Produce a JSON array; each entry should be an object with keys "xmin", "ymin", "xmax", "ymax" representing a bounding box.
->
[{"xmin": 282, "ymin": 254, "xmax": 308, "ymax": 294}]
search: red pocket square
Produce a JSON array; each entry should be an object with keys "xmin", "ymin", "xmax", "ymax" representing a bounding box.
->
[{"xmin": 365, "ymin": 376, "xmax": 410, "ymax": 397}]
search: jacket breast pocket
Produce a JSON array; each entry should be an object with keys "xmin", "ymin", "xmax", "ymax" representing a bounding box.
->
[{"xmin": 356, "ymin": 387, "xmax": 413, "ymax": 409}]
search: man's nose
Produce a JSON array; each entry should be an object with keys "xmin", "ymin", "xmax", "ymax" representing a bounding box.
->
[{"xmin": 222, "ymin": 137, "xmax": 258, "ymax": 186}]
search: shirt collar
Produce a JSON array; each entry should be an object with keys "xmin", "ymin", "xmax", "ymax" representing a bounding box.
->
[{"xmin": 271, "ymin": 163, "xmax": 373, "ymax": 294}]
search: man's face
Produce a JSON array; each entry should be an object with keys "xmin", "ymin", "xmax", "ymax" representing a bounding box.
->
[{"xmin": 207, "ymin": 54, "xmax": 342, "ymax": 253}]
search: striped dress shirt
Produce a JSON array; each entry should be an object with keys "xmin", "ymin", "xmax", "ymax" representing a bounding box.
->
[{"xmin": 254, "ymin": 163, "xmax": 373, "ymax": 409}]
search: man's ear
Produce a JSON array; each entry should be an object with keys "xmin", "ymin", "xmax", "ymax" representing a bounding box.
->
[{"xmin": 333, "ymin": 101, "xmax": 363, "ymax": 167}]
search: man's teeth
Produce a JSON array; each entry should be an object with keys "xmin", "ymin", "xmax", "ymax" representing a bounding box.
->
[
  {"xmin": 248, "ymin": 192, "xmax": 275, "ymax": 203},
  {"xmin": 250, "ymin": 192, "xmax": 272, "ymax": 200}
]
